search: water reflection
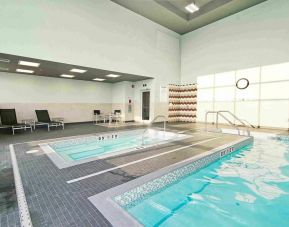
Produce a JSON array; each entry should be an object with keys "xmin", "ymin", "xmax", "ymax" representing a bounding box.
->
[{"xmin": 217, "ymin": 139, "xmax": 289, "ymax": 200}]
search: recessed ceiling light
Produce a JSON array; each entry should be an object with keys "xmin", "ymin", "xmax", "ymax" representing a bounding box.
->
[
  {"xmin": 18, "ymin": 60, "xmax": 40, "ymax": 67},
  {"xmin": 0, "ymin": 58, "xmax": 10, "ymax": 63},
  {"xmin": 106, "ymin": 74, "xmax": 120, "ymax": 78},
  {"xmin": 70, "ymin": 68, "xmax": 87, "ymax": 73},
  {"xmin": 16, "ymin": 69, "xmax": 34, "ymax": 74},
  {"xmin": 185, "ymin": 2, "xmax": 199, "ymax": 13},
  {"xmin": 93, "ymin": 78, "xmax": 106, "ymax": 81},
  {"xmin": 60, "ymin": 74, "xmax": 75, "ymax": 78}
]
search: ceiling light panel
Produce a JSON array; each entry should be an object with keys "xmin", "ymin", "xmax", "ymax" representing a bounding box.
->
[
  {"xmin": 70, "ymin": 68, "xmax": 87, "ymax": 73},
  {"xmin": 16, "ymin": 69, "xmax": 34, "ymax": 74},
  {"xmin": 18, "ymin": 60, "xmax": 40, "ymax": 67},
  {"xmin": 106, "ymin": 74, "xmax": 120, "ymax": 78},
  {"xmin": 93, "ymin": 78, "xmax": 106, "ymax": 81},
  {"xmin": 185, "ymin": 3, "xmax": 199, "ymax": 13},
  {"xmin": 60, "ymin": 74, "xmax": 75, "ymax": 78}
]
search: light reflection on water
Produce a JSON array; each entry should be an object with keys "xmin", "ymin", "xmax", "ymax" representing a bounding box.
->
[
  {"xmin": 126, "ymin": 137, "xmax": 289, "ymax": 226},
  {"xmin": 217, "ymin": 139, "xmax": 289, "ymax": 200}
]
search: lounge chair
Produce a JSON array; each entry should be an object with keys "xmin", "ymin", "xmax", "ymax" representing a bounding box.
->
[
  {"xmin": 35, "ymin": 110, "xmax": 64, "ymax": 131},
  {"xmin": 93, "ymin": 110, "xmax": 106, "ymax": 124},
  {"xmin": 109, "ymin": 110, "xmax": 123, "ymax": 124},
  {"xmin": 0, "ymin": 109, "xmax": 32, "ymax": 135}
]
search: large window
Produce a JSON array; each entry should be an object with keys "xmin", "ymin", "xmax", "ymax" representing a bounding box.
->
[{"xmin": 197, "ymin": 63, "xmax": 289, "ymax": 129}]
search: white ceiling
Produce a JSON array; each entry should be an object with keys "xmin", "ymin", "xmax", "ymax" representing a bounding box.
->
[{"xmin": 110, "ymin": 0, "xmax": 268, "ymax": 34}]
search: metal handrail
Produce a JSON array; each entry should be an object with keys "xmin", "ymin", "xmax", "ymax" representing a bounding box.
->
[
  {"xmin": 240, "ymin": 119, "xmax": 256, "ymax": 129},
  {"xmin": 218, "ymin": 111, "xmax": 247, "ymax": 128},
  {"xmin": 141, "ymin": 115, "xmax": 167, "ymax": 145},
  {"xmin": 205, "ymin": 111, "xmax": 218, "ymax": 132},
  {"xmin": 205, "ymin": 111, "xmax": 241, "ymax": 135},
  {"xmin": 205, "ymin": 110, "xmax": 253, "ymax": 136}
]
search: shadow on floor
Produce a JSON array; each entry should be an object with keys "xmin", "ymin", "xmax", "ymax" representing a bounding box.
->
[{"xmin": 0, "ymin": 166, "xmax": 16, "ymax": 212}]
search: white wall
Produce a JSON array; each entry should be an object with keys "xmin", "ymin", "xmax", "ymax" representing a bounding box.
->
[
  {"xmin": 0, "ymin": 73, "xmax": 112, "ymax": 103},
  {"xmin": 0, "ymin": 0, "xmax": 181, "ymax": 122},
  {"xmin": 0, "ymin": 0, "xmax": 180, "ymax": 81},
  {"xmin": 181, "ymin": 0, "xmax": 289, "ymax": 83},
  {"xmin": 0, "ymin": 72, "xmax": 112, "ymax": 123},
  {"xmin": 111, "ymin": 81, "xmax": 134, "ymax": 121},
  {"xmin": 181, "ymin": 0, "xmax": 289, "ymax": 129},
  {"xmin": 3, "ymin": 0, "xmax": 289, "ymax": 127}
]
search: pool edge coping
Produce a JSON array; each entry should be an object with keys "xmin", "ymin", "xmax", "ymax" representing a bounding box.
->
[
  {"xmin": 88, "ymin": 136, "xmax": 253, "ymax": 227},
  {"xmin": 9, "ymin": 144, "xmax": 33, "ymax": 227}
]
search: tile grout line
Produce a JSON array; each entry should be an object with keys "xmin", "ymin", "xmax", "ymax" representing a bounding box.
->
[
  {"xmin": 67, "ymin": 136, "xmax": 222, "ymax": 184},
  {"xmin": 9, "ymin": 144, "xmax": 33, "ymax": 227}
]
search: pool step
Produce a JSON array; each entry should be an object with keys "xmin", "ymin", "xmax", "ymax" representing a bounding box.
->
[{"xmin": 221, "ymin": 128, "xmax": 250, "ymax": 136}]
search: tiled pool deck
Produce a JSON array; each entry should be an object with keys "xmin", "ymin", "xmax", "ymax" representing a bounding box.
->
[{"xmin": 0, "ymin": 123, "xmax": 287, "ymax": 227}]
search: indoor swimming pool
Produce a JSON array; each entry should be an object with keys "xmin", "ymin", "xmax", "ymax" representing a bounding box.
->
[
  {"xmin": 41, "ymin": 129, "xmax": 190, "ymax": 168},
  {"xmin": 117, "ymin": 136, "xmax": 289, "ymax": 226}
]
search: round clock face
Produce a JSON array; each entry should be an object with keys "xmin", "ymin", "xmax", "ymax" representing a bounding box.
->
[{"xmin": 236, "ymin": 78, "xmax": 249, "ymax": 90}]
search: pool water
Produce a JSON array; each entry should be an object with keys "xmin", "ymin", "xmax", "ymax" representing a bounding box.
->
[
  {"xmin": 49, "ymin": 129, "xmax": 188, "ymax": 161},
  {"xmin": 125, "ymin": 137, "xmax": 289, "ymax": 227}
]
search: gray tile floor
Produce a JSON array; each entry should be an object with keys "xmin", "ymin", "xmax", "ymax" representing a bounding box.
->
[{"xmin": 0, "ymin": 122, "xmax": 252, "ymax": 227}]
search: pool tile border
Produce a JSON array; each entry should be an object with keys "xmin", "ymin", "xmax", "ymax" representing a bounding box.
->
[
  {"xmin": 88, "ymin": 136, "xmax": 253, "ymax": 227},
  {"xmin": 9, "ymin": 144, "xmax": 33, "ymax": 227}
]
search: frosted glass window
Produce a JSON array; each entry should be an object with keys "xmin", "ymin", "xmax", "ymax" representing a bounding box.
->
[
  {"xmin": 236, "ymin": 67, "xmax": 260, "ymax": 84},
  {"xmin": 260, "ymin": 100, "xmax": 289, "ymax": 128},
  {"xmin": 197, "ymin": 88, "xmax": 214, "ymax": 102},
  {"xmin": 261, "ymin": 62, "xmax": 289, "ymax": 82},
  {"xmin": 197, "ymin": 102, "xmax": 214, "ymax": 122},
  {"xmin": 195, "ymin": 67, "xmax": 289, "ymax": 129},
  {"xmin": 236, "ymin": 84, "xmax": 259, "ymax": 101},
  {"xmin": 215, "ymin": 87, "xmax": 235, "ymax": 101},
  {"xmin": 215, "ymin": 71, "xmax": 235, "ymax": 87},
  {"xmin": 197, "ymin": 75, "xmax": 214, "ymax": 88},
  {"xmin": 235, "ymin": 101, "xmax": 259, "ymax": 126},
  {"xmin": 214, "ymin": 102, "xmax": 235, "ymax": 124},
  {"xmin": 260, "ymin": 81, "xmax": 289, "ymax": 100}
]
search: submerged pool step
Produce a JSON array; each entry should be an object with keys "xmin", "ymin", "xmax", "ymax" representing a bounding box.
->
[
  {"xmin": 221, "ymin": 128, "xmax": 250, "ymax": 136},
  {"xmin": 68, "ymin": 142, "xmax": 139, "ymax": 160},
  {"xmin": 128, "ymin": 171, "xmax": 221, "ymax": 226},
  {"xmin": 54, "ymin": 139, "xmax": 140, "ymax": 155},
  {"xmin": 52, "ymin": 136, "xmax": 164, "ymax": 161}
]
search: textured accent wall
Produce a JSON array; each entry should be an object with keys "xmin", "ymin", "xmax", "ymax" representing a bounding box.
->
[{"xmin": 168, "ymin": 84, "xmax": 197, "ymax": 122}]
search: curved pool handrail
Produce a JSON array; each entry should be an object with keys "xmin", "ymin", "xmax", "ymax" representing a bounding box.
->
[{"xmin": 141, "ymin": 115, "xmax": 167, "ymax": 145}]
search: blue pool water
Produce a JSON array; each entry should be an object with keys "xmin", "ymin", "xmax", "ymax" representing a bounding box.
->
[
  {"xmin": 125, "ymin": 137, "xmax": 289, "ymax": 226},
  {"xmin": 49, "ymin": 129, "xmax": 187, "ymax": 161}
]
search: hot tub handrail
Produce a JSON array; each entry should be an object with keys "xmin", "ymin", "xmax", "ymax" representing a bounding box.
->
[
  {"xmin": 205, "ymin": 110, "xmax": 252, "ymax": 136},
  {"xmin": 141, "ymin": 115, "xmax": 167, "ymax": 145}
]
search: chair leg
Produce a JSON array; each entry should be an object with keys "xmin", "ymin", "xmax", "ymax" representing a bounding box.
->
[{"xmin": 12, "ymin": 128, "xmax": 15, "ymax": 135}]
